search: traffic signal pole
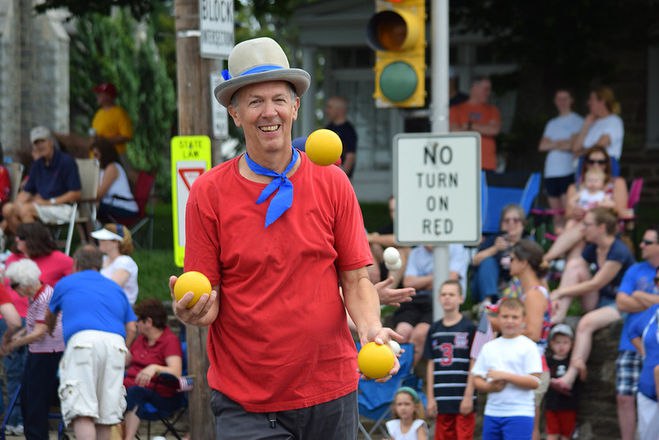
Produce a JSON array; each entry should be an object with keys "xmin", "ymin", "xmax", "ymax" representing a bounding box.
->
[{"xmin": 431, "ymin": 0, "xmax": 450, "ymax": 321}]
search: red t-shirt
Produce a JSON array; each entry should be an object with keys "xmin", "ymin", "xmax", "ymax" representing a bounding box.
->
[
  {"xmin": 185, "ymin": 152, "xmax": 372, "ymax": 412},
  {"xmin": 450, "ymin": 102, "xmax": 501, "ymax": 170},
  {"xmin": 124, "ymin": 327, "xmax": 183, "ymax": 398}
]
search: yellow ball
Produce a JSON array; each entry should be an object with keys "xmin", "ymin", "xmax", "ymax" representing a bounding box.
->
[
  {"xmin": 358, "ymin": 342, "xmax": 395, "ymax": 379},
  {"xmin": 305, "ymin": 129, "xmax": 343, "ymax": 166},
  {"xmin": 174, "ymin": 271, "xmax": 212, "ymax": 308}
]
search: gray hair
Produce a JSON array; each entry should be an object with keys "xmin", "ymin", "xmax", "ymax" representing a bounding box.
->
[{"xmin": 5, "ymin": 259, "xmax": 42, "ymax": 289}]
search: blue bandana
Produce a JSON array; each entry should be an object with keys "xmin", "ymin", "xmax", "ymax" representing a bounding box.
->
[{"xmin": 244, "ymin": 147, "xmax": 299, "ymax": 227}]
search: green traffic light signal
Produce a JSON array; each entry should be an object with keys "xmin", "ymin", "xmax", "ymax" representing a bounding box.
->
[{"xmin": 380, "ymin": 61, "xmax": 418, "ymax": 102}]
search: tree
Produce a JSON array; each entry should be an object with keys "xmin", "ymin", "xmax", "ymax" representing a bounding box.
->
[
  {"xmin": 70, "ymin": 9, "xmax": 176, "ymax": 174},
  {"xmin": 35, "ymin": 0, "xmax": 162, "ymax": 20}
]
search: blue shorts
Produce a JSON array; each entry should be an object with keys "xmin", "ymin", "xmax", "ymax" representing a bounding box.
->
[
  {"xmin": 482, "ymin": 415, "xmax": 534, "ymax": 440},
  {"xmin": 616, "ymin": 350, "xmax": 642, "ymax": 396},
  {"xmin": 544, "ymin": 174, "xmax": 575, "ymax": 198}
]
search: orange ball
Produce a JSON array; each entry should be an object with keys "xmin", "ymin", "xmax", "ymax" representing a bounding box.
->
[
  {"xmin": 174, "ymin": 271, "xmax": 211, "ymax": 308},
  {"xmin": 305, "ymin": 129, "xmax": 343, "ymax": 166},
  {"xmin": 358, "ymin": 342, "xmax": 395, "ymax": 379}
]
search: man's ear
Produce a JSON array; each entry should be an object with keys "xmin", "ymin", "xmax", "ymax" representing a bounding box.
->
[{"xmin": 227, "ymin": 105, "xmax": 241, "ymax": 127}]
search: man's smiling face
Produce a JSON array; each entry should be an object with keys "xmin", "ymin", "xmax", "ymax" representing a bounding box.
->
[{"xmin": 228, "ymin": 81, "xmax": 299, "ymax": 156}]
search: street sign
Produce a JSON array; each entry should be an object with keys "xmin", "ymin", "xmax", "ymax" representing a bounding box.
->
[
  {"xmin": 171, "ymin": 135, "xmax": 212, "ymax": 267},
  {"xmin": 199, "ymin": 0, "xmax": 234, "ymax": 59},
  {"xmin": 210, "ymin": 72, "xmax": 229, "ymax": 138},
  {"xmin": 394, "ymin": 132, "xmax": 481, "ymax": 245}
]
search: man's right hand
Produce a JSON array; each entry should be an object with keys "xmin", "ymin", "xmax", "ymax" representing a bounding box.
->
[{"xmin": 169, "ymin": 275, "xmax": 219, "ymax": 327}]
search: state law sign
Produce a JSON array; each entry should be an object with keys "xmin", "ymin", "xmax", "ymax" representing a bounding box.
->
[
  {"xmin": 394, "ymin": 133, "xmax": 481, "ymax": 245},
  {"xmin": 199, "ymin": 0, "xmax": 234, "ymax": 59}
]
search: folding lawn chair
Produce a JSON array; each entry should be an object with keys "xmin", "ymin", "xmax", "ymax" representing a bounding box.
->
[
  {"xmin": 480, "ymin": 170, "xmax": 542, "ymax": 236},
  {"xmin": 357, "ymin": 342, "xmax": 417, "ymax": 440}
]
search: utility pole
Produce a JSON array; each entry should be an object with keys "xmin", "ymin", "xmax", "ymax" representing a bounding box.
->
[{"xmin": 174, "ymin": 0, "xmax": 215, "ymax": 438}]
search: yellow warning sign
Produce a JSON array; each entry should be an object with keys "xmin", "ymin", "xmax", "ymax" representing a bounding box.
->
[{"xmin": 171, "ymin": 136, "xmax": 212, "ymax": 267}]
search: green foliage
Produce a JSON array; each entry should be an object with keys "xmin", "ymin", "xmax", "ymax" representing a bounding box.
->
[
  {"xmin": 134, "ymin": 248, "xmax": 181, "ymax": 301},
  {"xmin": 70, "ymin": 10, "xmax": 176, "ymax": 178},
  {"xmin": 35, "ymin": 0, "xmax": 163, "ymax": 20}
]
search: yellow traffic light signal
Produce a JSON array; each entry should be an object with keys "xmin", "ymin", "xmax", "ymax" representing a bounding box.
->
[{"xmin": 367, "ymin": 0, "xmax": 426, "ymax": 108}]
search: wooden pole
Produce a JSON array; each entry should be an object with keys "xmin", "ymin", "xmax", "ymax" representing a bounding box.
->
[{"xmin": 174, "ymin": 1, "xmax": 215, "ymax": 438}]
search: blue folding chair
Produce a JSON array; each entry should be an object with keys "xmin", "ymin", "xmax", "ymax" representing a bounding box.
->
[
  {"xmin": 481, "ymin": 171, "xmax": 542, "ymax": 235},
  {"xmin": 357, "ymin": 342, "xmax": 420, "ymax": 440}
]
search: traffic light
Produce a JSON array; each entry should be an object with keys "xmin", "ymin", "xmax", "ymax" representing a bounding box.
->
[{"xmin": 367, "ymin": 0, "xmax": 426, "ymax": 108}]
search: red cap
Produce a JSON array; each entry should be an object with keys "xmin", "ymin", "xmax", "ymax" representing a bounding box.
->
[{"xmin": 93, "ymin": 82, "xmax": 117, "ymax": 98}]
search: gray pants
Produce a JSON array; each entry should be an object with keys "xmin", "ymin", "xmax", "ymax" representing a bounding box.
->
[{"xmin": 210, "ymin": 389, "xmax": 358, "ymax": 440}]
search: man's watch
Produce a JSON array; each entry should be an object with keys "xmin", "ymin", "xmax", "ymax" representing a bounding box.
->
[{"xmin": 50, "ymin": 197, "xmax": 56, "ymax": 205}]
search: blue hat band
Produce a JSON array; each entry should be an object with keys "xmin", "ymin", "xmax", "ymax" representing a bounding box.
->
[{"xmin": 221, "ymin": 64, "xmax": 284, "ymax": 81}]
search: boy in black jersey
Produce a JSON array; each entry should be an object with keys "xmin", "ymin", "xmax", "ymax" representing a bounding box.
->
[{"xmin": 424, "ymin": 280, "xmax": 476, "ymax": 440}]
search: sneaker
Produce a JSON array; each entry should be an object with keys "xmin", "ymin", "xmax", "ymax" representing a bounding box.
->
[{"xmin": 6, "ymin": 424, "xmax": 24, "ymax": 435}]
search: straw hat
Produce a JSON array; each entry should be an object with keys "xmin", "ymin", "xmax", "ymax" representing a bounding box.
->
[{"xmin": 214, "ymin": 37, "xmax": 311, "ymax": 107}]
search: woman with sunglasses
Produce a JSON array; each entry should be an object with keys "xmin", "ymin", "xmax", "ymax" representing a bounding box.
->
[
  {"xmin": 571, "ymin": 85, "xmax": 624, "ymax": 160},
  {"xmin": 471, "ymin": 204, "xmax": 529, "ymax": 308},
  {"xmin": 544, "ymin": 145, "xmax": 628, "ymax": 264}
]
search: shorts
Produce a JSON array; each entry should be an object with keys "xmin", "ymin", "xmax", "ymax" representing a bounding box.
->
[
  {"xmin": 544, "ymin": 174, "xmax": 575, "ymax": 198},
  {"xmin": 34, "ymin": 203, "xmax": 75, "ymax": 224},
  {"xmin": 210, "ymin": 389, "xmax": 358, "ymax": 440},
  {"xmin": 391, "ymin": 295, "xmax": 433, "ymax": 328},
  {"xmin": 615, "ymin": 350, "xmax": 642, "ymax": 396},
  {"xmin": 597, "ymin": 295, "xmax": 618, "ymax": 309},
  {"xmin": 534, "ymin": 370, "xmax": 550, "ymax": 407},
  {"xmin": 482, "ymin": 415, "xmax": 534, "ymax": 439},
  {"xmin": 545, "ymin": 409, "xmax": 577, "ymax": 437},
  {"xmin": 435, "ymin": 412, "xmax": 475, "ymax": 440},
  {"xmin": 58, "ymin": 330, "xmax": 128, "ymax": 426},
  {"xmin": 637, "ymin": 392, "xmax": 659, "ymax": 440}
]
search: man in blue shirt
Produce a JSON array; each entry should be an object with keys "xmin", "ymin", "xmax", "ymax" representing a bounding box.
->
[
  {"xmin": 48, "ymin": 245, "xmax": 136, "ymax": 438},
  {"xmin": 615, "ymin": 226, "xmax": 659, "ymax": 440},
  {"xmin": 2, "ymin": 126, "xmax": 81, "ymax": 233}
]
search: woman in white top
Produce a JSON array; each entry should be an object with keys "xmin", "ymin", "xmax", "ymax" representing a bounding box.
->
[
  {"xmin": 91, "ymin": 223, "xmax": 139, "ymax": 304},
  {"xmin": 92, "ymin": 139, "xmax": 139, "ymax": 223},
  {"xmin": 572, "ymin": 86, "xmax": 624, "ymax": 160},
  {"xmin": 538, "ymin": 88, "xmax": 584, "ymax": 231}
]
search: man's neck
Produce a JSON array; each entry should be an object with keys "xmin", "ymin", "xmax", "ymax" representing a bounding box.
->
[
  {"xmin": 330, "ymin": 116, "xmax": 347, "ymax": 125},
  {"xmin": 239, "ymin": 146, "xmax": 298, "ymax": 182},
  {"xmin": 597, "ymin": 234, "xmax": 615, "ymax": 250}
]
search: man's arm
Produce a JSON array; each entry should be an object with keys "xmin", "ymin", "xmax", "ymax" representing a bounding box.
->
[
  {"xmin": 37, "ymin": 190, "xmax": 81, "ymax": 205},
  {"xmin": 341, "ymin": 267, "xmax": 398, "ymax": 346},
  {"xmin": 616, "ymin": 291, "xmax": 651, "ymax": 313},
  {"xmin": 459, "ymin": 359, "xmax": 476, "ymax": 415},
  {"xmin": 341, "ymin": 152, "xmax": 356, "ymax": 176},
  {"xmin": 125, "ymin": 321, "xmax": 137, "ymax": 347}
]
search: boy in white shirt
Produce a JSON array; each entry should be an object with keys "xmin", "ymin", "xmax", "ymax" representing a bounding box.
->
[{"xmin": 472, "ymin": 297, "xmax": 542, "ymax": 439}]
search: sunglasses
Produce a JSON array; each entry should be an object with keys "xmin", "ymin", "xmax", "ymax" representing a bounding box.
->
[
  {"xmin": 586, "ymin": 159, "xmax": 607, "ymax": 165},
  {"xmin": 10, "ymin": 282, "xmax": 20, "ymax": 290},
  {"xmin": 15, "ymin": 236, "xmax": 25, "ymax": 241},
  {"xmin": 641, "ymin": 239, "xmax": 657, "ymax": 246}
]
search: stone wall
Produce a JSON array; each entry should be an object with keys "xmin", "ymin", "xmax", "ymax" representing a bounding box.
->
[{"xmin": 0, "ymin": 0, "xmax": 69, "ymax": 157}]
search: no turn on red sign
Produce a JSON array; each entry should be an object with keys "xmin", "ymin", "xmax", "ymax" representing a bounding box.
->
[{"xmin": 393, "ymin": 133, "xmax": 481, "ymax": 245}]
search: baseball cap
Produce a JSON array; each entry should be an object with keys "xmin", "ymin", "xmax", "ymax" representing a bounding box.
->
[
  {"xmin": 91, "ymin": 227, "xmax": 123, "ymax": 242},
  {"xmin": 93, "ymin": 82, "xmax": 118, "ymax": 98},
  {"xmin": 549, "ymin": 323, "xmax": 574, "ymax": 339},
  {"xmin": 30, "ymin": 126, "xmax": 52, "ymax": 144}
]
